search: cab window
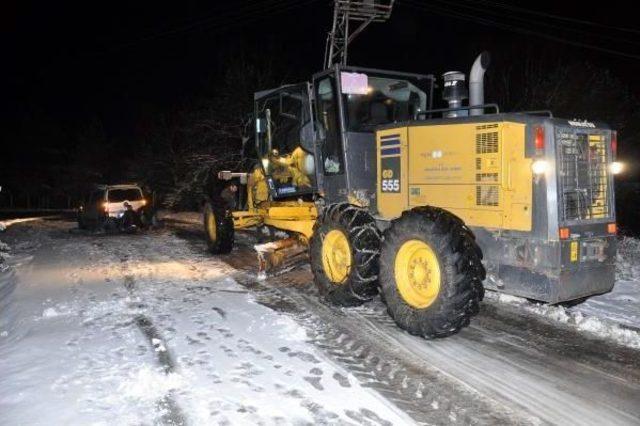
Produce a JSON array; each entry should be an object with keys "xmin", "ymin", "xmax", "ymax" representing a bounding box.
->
[
  {"xmin": 343, "ymin": 76, "xmax": 427, "ymax": 132},
  {"xmin": 255, "ymin": 86, "xmax": 316, "ymax": 197},
  {"xmin": 315, "ymin": 77, "xmax": 343, "ymax": 175}
]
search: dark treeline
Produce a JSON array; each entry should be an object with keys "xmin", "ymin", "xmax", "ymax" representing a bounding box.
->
[{"xmin": 1, "ymin": 44, "xmax": 638, "ymax": 231}]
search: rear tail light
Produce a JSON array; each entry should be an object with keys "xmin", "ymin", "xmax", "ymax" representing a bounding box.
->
[
  {"xmin": 607, "ymin": 223, "xmax": 617, "ymax": 234},
  {"xmin": 534, "ymin": 126, "xmax": 545, "ymax": 152},
  {"xmin": 559, "ymin": 227, "xmax": 570, "ymax": 239},
  {"xmin": 611, "ymin": 131, "xmax": 617, "ymax": 159}
]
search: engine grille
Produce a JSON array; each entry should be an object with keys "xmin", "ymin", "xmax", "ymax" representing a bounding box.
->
[{"xmin": 556, "ymin": 128, "xmax": 611, "ymax": 221}]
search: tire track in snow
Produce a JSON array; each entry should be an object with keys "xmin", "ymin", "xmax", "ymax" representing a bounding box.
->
[
  {"xmin": 120, "ymin": 266, "xmax": 186, "ymax": 426},
  {"xmin": 166, "ymin": 221, "xmax": 640, "ymax": 424},
  {"xmin": 168, "ymin": 222, "xmax": 525, "ymax": 424},
  {"xmin": 134, "ymin": 314, "xmax": 186, "ymax": 426},
  {"xmin": 186, "ymin": 232, "xmax": 640, "ymax": 425},
  {"xmin": 195, "ymin": 250, "xmax": 523, "ymax": 424}
]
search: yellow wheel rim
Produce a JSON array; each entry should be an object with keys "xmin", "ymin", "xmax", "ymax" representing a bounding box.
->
[
  {"xmin": 206, "ymin": 211, "xmax": 217, "ymax": 242},
  {"xmin": 321, "ymin": 229, "xmax": 352, "ymax": 284},
  {"xmin": 394, "ymin": 239, "xmax": 441, "ymax": 309}
]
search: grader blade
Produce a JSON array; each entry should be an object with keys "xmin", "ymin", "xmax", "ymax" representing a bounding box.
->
[{"xmin": 255, "ymin": 237, "xmax": 308, "ymax": 280}]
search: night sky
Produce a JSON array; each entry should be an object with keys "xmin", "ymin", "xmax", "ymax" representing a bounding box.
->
[{"xmin": 2, "ymin": 0, "xmax": 639, "ymax": 184}]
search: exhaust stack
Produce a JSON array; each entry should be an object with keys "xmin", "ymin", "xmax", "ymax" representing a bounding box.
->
[{"xmin": 469, "ymin": 51, "xmax": 491, "ymax": 116}]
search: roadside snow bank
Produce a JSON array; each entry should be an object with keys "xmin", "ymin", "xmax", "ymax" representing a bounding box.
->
[
  {"xmin": 0, "ymin": 217, "xmax": 42, "ymax": 231},
  {"xmin": 0, "ymin": 240, "xmax": 10, "ymax": 272},
  {"xmin": 571, "ymin": 237, "xmax": 640, "ymax": 330},
  {"xmin": 495, "ymin": 293, "xmax": 640, "ymax": 349},
  {"xmin": 492, "ymin": 236, "xmax": 640, "ymax": 347},
  {"xmin": 616, "ymin": 237, "xmax": 640, "ymax": 281},
  {"xmin": 157, "ymin": 210, "xmax": 201, "ymax": 225}
]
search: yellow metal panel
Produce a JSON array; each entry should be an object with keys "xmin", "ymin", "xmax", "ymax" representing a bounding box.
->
[
  {"xmin": 231, "ymin": 201, "xmax": 317, "ymax": 238},
  {"xmin": 570, "ymin": 241, "xmax": 578, "ymax": 262},
  {"xmin": 409, "ymin": 185, "xmax": 505, "ymax": 228},
  {"xmin": 408, "ymin": 123, "xmax": 496, "ymax": 187},
  {"xmin": 263, "ymin": 218, "xmax": 316, "ymax": 240},
  {"xmin": 376, "ymin": 127, "xmax": 409, "ymax": 219},
  {"xmin": 406, "ymin": 122, "xmax": 504, "ymax": 228},
  {"xmin": 377, "ymin": 121, "xmax": 532, "ymax": 231},
  {"xmin": 500, "ymin": 123, "xmax": 533, "ymax": 230},
  {"xmin": 232, "ymin": 212, "xmax": 263, "ymax": 229},
  {"xmin": 264, "ymin": 205, "xmax": 317, "ymax": 219}
]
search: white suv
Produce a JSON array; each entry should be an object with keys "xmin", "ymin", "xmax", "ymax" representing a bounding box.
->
[{"xmin": 78, "ymin": 184, "xmax": 152, "ymax": 231}]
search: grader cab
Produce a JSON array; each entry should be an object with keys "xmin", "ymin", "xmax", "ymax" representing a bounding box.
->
[{"xmin": 204, "ymin": 54, "xmax": 621, "ymax": 338}]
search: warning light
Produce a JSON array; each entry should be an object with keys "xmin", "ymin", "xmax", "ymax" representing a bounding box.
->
[{"xmin": 535, "ymin": 126, "xmax": 545, "ymax": 152}]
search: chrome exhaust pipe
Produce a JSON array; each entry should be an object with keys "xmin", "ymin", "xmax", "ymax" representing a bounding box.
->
[{"xmin": 469, "ymin": 51, "xmax": 491, "ymax": 116}]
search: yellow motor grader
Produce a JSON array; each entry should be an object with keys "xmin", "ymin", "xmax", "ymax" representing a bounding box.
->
[{"xmin": 204, "ymin": 54, "xmax": 620, "ymax": 338}]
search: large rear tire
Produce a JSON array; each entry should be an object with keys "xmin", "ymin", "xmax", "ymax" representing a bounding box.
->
[
  {"xmin": 204, "ymin": 202, "xmax": 234, "ymax": 254},
  {"xmin": 310, "ymin": 203, "xmax": 381, "ymax": 307},
  {"xmin": 379, "ymin": 207, "xmax": 485, "ymax": 338}
]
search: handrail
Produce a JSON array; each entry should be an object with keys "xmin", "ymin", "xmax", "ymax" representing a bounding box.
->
[
  {"xmin": 416, "ymin": 103, "xmax": 500, "ymax": 119},
  {"xmin": 515, "ymin": 110, "xmax": 554, "ymax": 118}
]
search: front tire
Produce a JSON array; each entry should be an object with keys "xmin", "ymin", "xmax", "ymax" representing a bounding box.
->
[
  {"xmin": 204, "ymin": 202, "xmax": 234, "ymax": 254},
  {"xmin": 310, "ymin": 203, "xmax": 381, "ymax": 307},
  {"xmin": 379, "ymin": 207, "xmax": 485, "ymax": 338}
]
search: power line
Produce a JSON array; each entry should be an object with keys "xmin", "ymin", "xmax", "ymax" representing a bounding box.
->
[
  {"xmin": 400, "ymin": 0, "xmax": 640, "ymax": 61},
  {"xmin": 467, "ymin": 0, "xmax": 640, "ymax": 36},
  {"xmin": 431, "ymin": 0, "xmax": 640, "ymax": 47},
  {"xmin": 104, "ymin": 0, "xmax": 321, "ymax": 52}
]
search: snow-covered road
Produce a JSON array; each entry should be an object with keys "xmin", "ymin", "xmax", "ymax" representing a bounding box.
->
[
  {"xmin": 1, "ymin": 216, "xmax": 640, "ymax": 425},
  {"xmin": 0, "ymin": 220, "xmax": 413, "ymax": 425}
]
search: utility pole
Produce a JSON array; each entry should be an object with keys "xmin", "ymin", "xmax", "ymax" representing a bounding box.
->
[{"xmin": 324, "ymin": 0, "xmax": 394, "ymax": 69}]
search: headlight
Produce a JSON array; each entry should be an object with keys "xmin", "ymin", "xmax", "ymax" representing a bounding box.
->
[
  {"xmin": 531, "ymin": 160, "xmax": 549, "ymax": 175},
  {"xmin": 609, "ymin": 161, "xmax": 624, "ymax": 175}
]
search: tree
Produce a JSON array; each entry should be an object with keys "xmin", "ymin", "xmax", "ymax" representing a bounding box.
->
[{"xmin": 132, "ymin": 42, "xmax": 298, "ymax": 210}]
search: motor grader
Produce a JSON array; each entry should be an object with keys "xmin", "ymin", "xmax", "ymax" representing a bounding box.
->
[{"xmin": 203, "ymin": 53, "xmax": 621, "ymax": 338}]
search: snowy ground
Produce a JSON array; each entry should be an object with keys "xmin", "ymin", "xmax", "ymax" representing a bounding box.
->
[
  {"xmin": 0, "ymin": 220, "xmax": 411, "ymax": 425},
  {"xmin": 576, "ymin": 237, "xmax": 640, "ymax": 328},
  {"xmin": 1, "ymin": 215, "xmax": 640, "ymax": 425},
  {"xmin": 487, "ymin": 236, "xmax": 640, "ymax": 349}
]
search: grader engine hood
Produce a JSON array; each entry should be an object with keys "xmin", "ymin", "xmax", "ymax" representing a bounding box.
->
[
  {"xmin": 374, "ymin": 115, "xmax": 618, "ymax": 303},
  {"xmin": 376, "ymin": 119, "xmax": 534, "ymax": 232}
]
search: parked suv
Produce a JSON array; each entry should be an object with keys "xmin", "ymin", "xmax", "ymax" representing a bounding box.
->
[{"xmin": 78, "ymin": 184, "xmax": 156, "ymax": 231}]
